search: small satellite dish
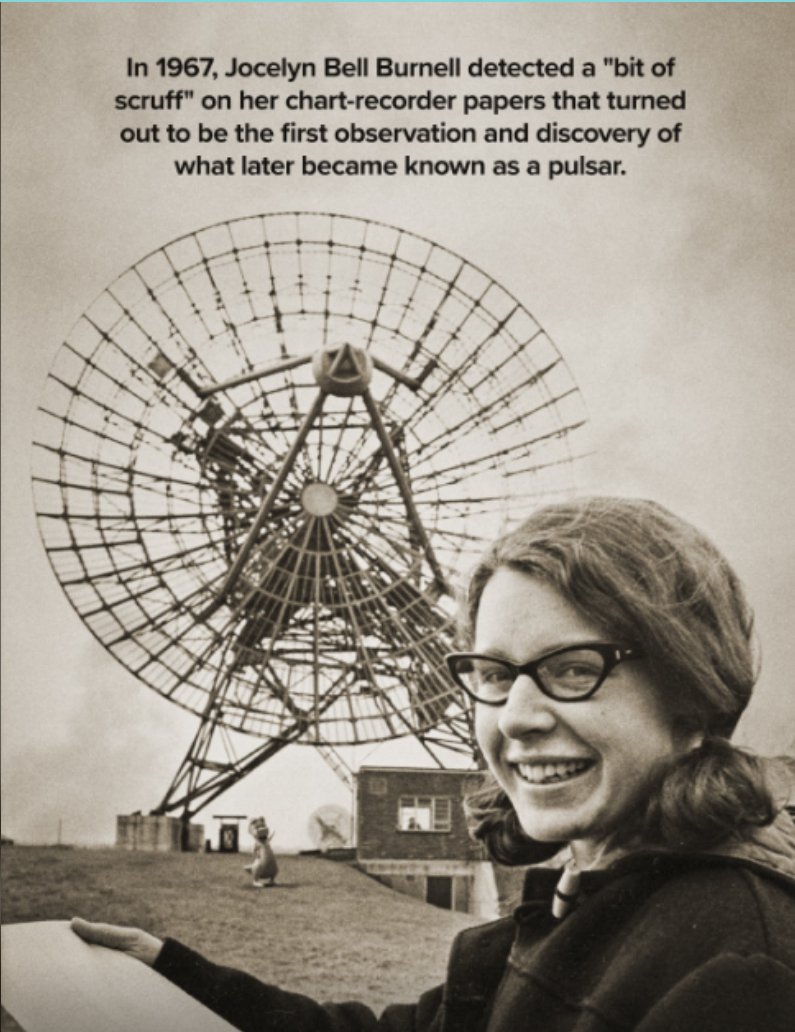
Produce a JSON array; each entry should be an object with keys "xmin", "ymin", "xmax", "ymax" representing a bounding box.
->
[{"xmin": 308, "ymin": 805, "xmax": 352, "ymax": 851}]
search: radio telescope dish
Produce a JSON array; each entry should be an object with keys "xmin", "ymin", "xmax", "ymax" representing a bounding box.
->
[
  {"xmin": 32, "ymin": 212, "xmax": 588, "ymax": 818},
  {"xmin": 307, "ymin": 804, "xmax": 352, "ymax": 851}
]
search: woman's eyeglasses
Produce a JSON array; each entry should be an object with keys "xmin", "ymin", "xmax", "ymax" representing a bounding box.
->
[{"xmin": 445, "ymin": 643, "xmax": 642, "ymax": 705}]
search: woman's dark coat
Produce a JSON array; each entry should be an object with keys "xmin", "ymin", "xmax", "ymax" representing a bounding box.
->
[{"xmin": 154, "ymin": 813, "xmax": 795, "ymax": 1031}]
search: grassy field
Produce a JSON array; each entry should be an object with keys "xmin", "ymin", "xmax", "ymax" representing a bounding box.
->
[{"xmin": 1, "ymin": 846, "xmax": 484, "ymax": 1026}]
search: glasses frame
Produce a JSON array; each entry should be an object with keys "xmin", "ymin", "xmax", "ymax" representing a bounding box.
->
[{"xmin": 445, "ymin": 642, "xmax": 642, "ymax": 706}]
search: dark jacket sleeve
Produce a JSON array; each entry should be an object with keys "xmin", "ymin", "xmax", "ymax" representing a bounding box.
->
[
  {"xmin": 153, "ymin": 938, "xmax": 434, "ymax": 1032},
  {"xmin": 635, "ymin": 953, "xmax": 795, "ymax": 1032}
]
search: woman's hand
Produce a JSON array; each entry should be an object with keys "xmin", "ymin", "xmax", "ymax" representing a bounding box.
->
[{"xmin": 70, "ymin": 917, "xmax": 164, "ymax": 966}]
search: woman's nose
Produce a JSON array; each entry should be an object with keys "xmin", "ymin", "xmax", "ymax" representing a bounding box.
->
[{"xmin": 497, "ymin": 673, "xmax": 558, "ymax": 738}]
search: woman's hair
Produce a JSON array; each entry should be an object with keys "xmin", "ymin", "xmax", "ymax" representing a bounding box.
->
[{"xmin": 462, "ymin": 496, "xmax": 778, "ymax": 862}]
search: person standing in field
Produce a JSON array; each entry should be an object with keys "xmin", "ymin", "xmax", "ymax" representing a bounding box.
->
[{"xmin": 243, "ymin": 817, "xmax": 278, "ymax": 888}]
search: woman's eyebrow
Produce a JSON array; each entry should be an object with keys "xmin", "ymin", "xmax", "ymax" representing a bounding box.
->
[
  {"xmin": 472, "ymin": 639, "xmax": 605, "ymax": 662},
  {"xmin": 471, "ymin": 647, "xmax": 512, "ymax": 660}
]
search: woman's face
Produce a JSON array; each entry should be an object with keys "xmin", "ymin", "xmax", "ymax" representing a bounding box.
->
[{"xmin": 473, "ymin": 567, "xmax": 684, "ymax": 867}]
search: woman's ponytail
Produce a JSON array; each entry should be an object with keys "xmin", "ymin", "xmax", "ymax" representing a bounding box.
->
[{"xmin": 642, "ymin": 739, "xmax": 779, "ymax": 851}]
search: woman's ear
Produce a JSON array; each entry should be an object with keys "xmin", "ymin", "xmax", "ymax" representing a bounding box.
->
[{"xmin": 672, "ymin": 717, "xmax": 704, "ymax": 752}]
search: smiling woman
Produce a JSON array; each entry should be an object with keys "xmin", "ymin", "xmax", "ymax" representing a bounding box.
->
[
  {"xmin": 463, "ymin": 498, "xmax": 784, "ymax": 861},
  {"xmin": 71, "ymin": 497, "xmax": 795, "ymax": 1030},
  {"xmin": 466, "ymin": 569, "xmax": 687, "ymax": 866}
]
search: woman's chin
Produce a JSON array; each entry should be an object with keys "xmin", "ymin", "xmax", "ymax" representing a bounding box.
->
[{"xmin": 516, "ymin": 816, "xmax": 583, "ymax": 845}]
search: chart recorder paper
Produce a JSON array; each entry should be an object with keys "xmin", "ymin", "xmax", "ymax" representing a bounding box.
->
[{"xmin": 1, "ymin": 922, "xmax": 237, "ymax": 1032}]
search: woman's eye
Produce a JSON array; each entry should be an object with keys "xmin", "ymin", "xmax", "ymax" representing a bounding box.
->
[
  {"xmin": 478, "ymin": 665, "xmax": 513, "ymax": 685},
  {"xmin": 555, "ymin": 662, "xmax": 600, "ymax": 680}
]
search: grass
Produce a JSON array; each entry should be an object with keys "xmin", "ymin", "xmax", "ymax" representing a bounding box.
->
[{"xmin": 1, "ymin": 846, "xmax": 483, "ymax": 1024}]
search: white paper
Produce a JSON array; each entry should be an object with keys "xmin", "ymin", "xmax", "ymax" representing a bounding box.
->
[{"xmin": 1, "ymin": 922, "xmax": 237, "ymax": 1032}]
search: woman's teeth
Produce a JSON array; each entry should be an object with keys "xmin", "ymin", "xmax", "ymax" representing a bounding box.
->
[{"xmin": 516, "ymin": 760, "xmax": 592, "ymax": 785}]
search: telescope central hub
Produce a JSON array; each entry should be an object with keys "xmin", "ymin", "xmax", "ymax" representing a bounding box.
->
[
  {"xmin": 312, "ymin": 343, "xmax": 373, "ymax": 396},
  {"xmin": 301, "ymin": 482, "xmax": 339, "ymax": 517}
]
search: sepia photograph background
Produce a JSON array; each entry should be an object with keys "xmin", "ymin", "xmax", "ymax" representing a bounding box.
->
[{"xmin": 2, "ymin": 2, "xmax": 793, "ymax": 852}]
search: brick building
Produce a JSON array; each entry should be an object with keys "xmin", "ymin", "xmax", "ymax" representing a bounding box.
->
[{"xmin": 356, "ymin": 766, "xmax": 500, "ymax": 916}]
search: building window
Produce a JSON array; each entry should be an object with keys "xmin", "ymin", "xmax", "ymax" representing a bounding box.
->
[{"xmin": 398, "ymin": 796, "xmax": 452, "ymax": 832}]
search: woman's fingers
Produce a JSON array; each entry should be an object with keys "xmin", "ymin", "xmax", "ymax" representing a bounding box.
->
[
  {"xmin": 70, "ymin": 917, "xmax": 163, "ymax": 966},
  {"xmin": 71, "ymin": 917, "xmax": 138, "ymax": 948}
]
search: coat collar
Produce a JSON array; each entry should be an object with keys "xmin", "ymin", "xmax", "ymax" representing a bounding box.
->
[
  {"xmin": 518, "ymin": 808, "xmax": 795, "ymax": 914},
  {"xmin": 607, "ymin": 808, "xmax": 795, "ymax": 891}
]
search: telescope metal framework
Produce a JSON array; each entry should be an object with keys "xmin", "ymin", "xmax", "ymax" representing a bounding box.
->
[{"xmin": 32, "ymin": 212, "xmax": 589, "ymax": 821}]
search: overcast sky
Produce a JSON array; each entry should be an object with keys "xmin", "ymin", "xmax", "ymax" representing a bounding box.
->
[{"xmin": 2, "ymin": 2, "xmax": 793, "ymax": 850}]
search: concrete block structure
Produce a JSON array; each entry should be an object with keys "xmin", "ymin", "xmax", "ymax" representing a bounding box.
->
[
  {"xmin": 356, "ymin": 766, "xmax": 499, "ymax": 917},
  {"xmin": 116, "ymin": 814, "xmax": 204, "ymax": 852}
]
